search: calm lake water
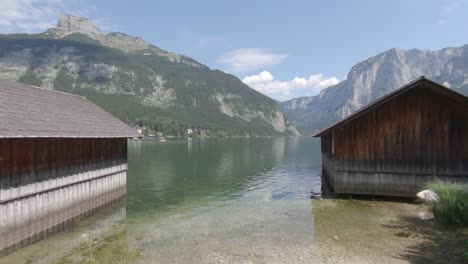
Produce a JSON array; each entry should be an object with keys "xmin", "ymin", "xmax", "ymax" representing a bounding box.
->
[{"xmin": 1, "ymin": 137, "xmax": 323, "ymax": 263}]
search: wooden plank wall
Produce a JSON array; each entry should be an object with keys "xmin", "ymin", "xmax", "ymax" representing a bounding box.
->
[
  {"xmin": 321, "ymin": 84, "xmax": 468, "ymax": 196},
  {"xmin": 0, "ymin": 138, "xmax": 128, "ymax": 253}
]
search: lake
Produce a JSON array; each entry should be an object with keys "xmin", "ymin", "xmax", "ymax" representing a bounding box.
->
[
  {"xmin": 2, "ymin": 137, "xmax": 465, "ymax": 264},
  {"xmin": 0, "ymin": 137, "xmax": 323, "ymax": 263}
]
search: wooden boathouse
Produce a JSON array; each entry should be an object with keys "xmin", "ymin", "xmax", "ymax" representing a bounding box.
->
[
  {"xmin": 314, "ymin": 77, "xmax": 468, "ymax": 197},
  {"xmin": 0, "ymin": 79, "xmax": 140, "ymax": 252}
]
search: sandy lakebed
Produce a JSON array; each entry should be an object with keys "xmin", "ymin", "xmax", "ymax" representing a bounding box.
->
[
  {"xmin": 0, "ymin": 139, "xmax": 467, "ymax": 263},
  {"xmin": 1, "ymin": 198, "xmax": 466, "ymax": 264},
  {"xmin": 314, "ymin": 198, "xmax": 468, "ymax": 264}
]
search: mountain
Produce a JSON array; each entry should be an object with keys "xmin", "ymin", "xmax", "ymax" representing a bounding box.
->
[
  {"xmin": 280, "ymin": 46, "xmax": 468, "ymax": 135},
  {"xmin": 0, "ymin": 14, "xmax": 298, "ymax": 137}
]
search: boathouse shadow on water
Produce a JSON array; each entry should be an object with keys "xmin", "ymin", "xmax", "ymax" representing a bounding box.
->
[{"xmin": 318, "ymin": 172, "xmax": 415, "ymax": 202}]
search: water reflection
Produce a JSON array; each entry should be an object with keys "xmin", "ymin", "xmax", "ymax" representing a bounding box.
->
[
  {"xmin": 125, "ymin": 137, "xmax": 322, "ymax": 263},
  {"xmin": 271, "ymin": 136, "xmax": 286, "ymax": 161},
  {"xmin": 0, "ymin": 199, "xmax": 127, "ymax": 264},
  {"xmin": 2, "ymin": 137, "xmax": 323, "ymax": 263},
  {"xmin": 127, "ymin": 137, "xmax": 322, "ymax": 215},
  {"xmin": 187, "ymin": 137, "xmax": 193, "ymax": 155}
]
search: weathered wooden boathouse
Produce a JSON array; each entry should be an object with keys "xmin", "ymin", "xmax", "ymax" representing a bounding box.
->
[
  {"xmin": 314, "ymin": 77, "xmax": 468, "ymax": 197},
  {"xmin": 0, "ymin": 80, "xmax": 140, "ymax": 252}
]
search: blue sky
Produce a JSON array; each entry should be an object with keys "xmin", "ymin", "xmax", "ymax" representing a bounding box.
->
[{"xmin": 1, "ymin": 0, "xmax": 468, "ymax": 100}]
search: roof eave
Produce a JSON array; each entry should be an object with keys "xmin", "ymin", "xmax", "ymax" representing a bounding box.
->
[
  {"xmin": 313, "ymin": 76, "xmax": 468, "ymax": 138},
  {"xmin": 0, "ymin": 134, "xmax": 143, "ymax": 139}
]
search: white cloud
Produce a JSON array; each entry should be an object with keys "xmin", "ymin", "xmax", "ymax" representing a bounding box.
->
[
  {"xmin": 0, "ymin": 0, "xmax": 106, "ymax": 33},
  {"xmin": 218, "ymin": 48, "xmax": 287, "ymax": 73},
  {"xmin": 0, "ymin": 0, "xmax": 64, "ymax": 32},
  {"xmin": 442, "ymin": 0, "xmax": 466, "ymax": 15},
  {"xmin": 242, "ymin": 71, "xmax": 340, "ymax": 101},
  {"xmin": 437, "ymin": 0, "xmax": 467, "ymax": 25}
]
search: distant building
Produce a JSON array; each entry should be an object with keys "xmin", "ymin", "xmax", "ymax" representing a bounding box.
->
[
  {"xmin": 314, "ymin": 77, "xmax": 468, "ymax": 197},
  {"xmin": 0, "ymin": 80, "xmax": 141, "ymax": 252}
]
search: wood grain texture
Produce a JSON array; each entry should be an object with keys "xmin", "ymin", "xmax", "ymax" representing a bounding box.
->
[
  {"xmin": 319, "ymin": 82, "xmax": 468, "ymax": 197},
  {"xmin": 0, "ymin": 138, "xmax": 128, "ymax": 253}
]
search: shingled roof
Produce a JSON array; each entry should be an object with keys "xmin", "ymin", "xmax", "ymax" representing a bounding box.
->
[{"xmin": 0, "ymin": 79, "xmax": 141, "ymax": 138}]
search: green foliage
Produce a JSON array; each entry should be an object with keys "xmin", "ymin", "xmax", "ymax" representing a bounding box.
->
[
  {"xmin": 426, "ymin": 180, "xmax": 468, "ymax": 228},
  {"xmin": 18, "ymin": 69, "xmax": 42, "ymax": 86},
  {"xmin": 62, "ymin": 33, "xmax": 102, "ymax": 46},
  {"xmin": 463, "ymin": 239, "xmax": 468, "ymax": 263},
  {"xmin": 278, "ymin": 101, "xmax": 334, "ymax": 135},
  {"xmin": 0, "ymin": 35, "xmax": 288, "ymax": 137},
  {"xmin": 53, "ymin": 67, "xmax": 74, "ymax": 91}
]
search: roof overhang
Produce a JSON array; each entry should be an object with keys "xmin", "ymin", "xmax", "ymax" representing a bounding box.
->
[{"xmin": 313, "ymin": 76, "xmax": 468, "ymax": 137}]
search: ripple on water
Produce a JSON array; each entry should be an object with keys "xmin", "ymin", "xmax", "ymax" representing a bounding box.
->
[{"xmin": 0, "ymin": 138, "xmax": 323, "ymax": 264}]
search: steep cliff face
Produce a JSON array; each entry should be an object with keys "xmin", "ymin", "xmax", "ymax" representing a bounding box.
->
[
  {"xmin": 281, "ymin": 46, "xmax": 468, "ymax": 134},
  {"xmin": 0, "ymin": 15, "xmax": 298, "ymax": 136},
  {"xmin": 45, "ymin": 14, "xmax": 204, "ymax": 67},
  {"xmin": 55, "ymin": 14, "xmax": 102, "ymax": 36}
]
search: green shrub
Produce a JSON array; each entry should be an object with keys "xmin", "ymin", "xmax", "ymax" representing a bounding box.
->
[
  {"xmin": 463, "ymin": 240, "xmax": 468, "ymax": 263},
  {"xmin": 426, "ymin": 180, "xmax": 468, "ymax": 228}
]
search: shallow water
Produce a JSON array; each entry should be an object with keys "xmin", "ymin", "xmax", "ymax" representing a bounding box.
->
[{"xmin": 0, "ymin": 137, "xmax": 323, "ymax": 263}]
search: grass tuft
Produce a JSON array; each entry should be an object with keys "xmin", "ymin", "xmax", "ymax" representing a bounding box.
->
[{"xmin": 425, "ymin": 180, "xmax": 468, "ymax": 228}]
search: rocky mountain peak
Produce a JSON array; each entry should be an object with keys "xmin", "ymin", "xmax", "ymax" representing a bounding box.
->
[
  {"xmin": 43, "ymin": 15, "xmax": 206, "ymax": 68},
  {"xmin": 56, "ymin": 14, "xmax": 101, "ymax": 36},
  {"xmin": 280, "ymin": 45, "xmax": 468, "ymax": 134}
]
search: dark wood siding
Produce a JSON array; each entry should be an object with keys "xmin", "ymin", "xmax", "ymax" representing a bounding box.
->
[
  {"xmin": 320, "ymin": 83, "xmax": 468, "ymax": 196},
  {"xmin": 0, "ymin": 138, "xmax": 128, "ymax": 252},
  {"xmin": 0, "ymin": 138, "xmax": 127, "ymax": 189},
  {"xmin": 324, "ymin": 85, "xmax": 468, "ymax": 176}
]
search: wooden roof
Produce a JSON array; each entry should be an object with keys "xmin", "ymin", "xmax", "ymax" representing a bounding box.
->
[
  {"xmin": 313, "ymin": 76, "xmax": 468, "ymax": 137},
  {"xmin": 0, "ymin": 79, "xmax": 141, "ymax": 138}
]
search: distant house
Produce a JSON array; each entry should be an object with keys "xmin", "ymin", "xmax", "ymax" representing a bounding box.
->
[
  {"xmin": 314, "ymin": 77, "xmax": 468, "ymax": 197},
  {"xmin": 0, "ymin": 80, "xmax": 141, "ymax": 252}
]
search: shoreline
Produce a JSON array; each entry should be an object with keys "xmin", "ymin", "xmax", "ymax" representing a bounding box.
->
[
  {"xmin": 1, "ymin": 196, "xmax": 466, "ymax": 263},
  {"xmin": 313, "ymin": 198, "xmax": 468, "ymax": 264}
]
